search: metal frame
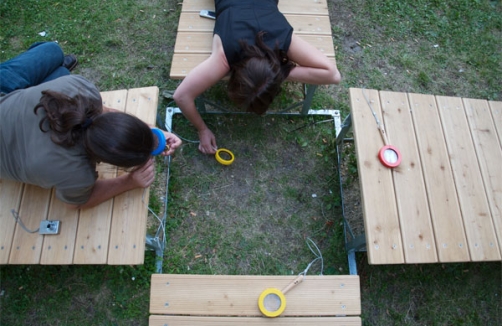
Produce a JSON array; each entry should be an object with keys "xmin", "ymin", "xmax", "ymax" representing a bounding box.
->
[
  {"xmin": 146, "ymin": 92, "xmax": 364, "ymax": 274},
  {"xmin": 335, "ymin": 113, "xmax": 368, "ymax": 275}
]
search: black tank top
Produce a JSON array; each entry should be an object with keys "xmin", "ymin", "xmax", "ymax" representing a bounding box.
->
[{"xmin": 214, "ymin": 0, "xmax": 293, "ymax": 66}]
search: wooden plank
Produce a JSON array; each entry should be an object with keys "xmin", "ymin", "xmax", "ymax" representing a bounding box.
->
[
  {"xmin": 73, "ymin": 89, "xmax": 127, "ymax": 264},
  {"xmin": 408, "ymin": 93, "xmax": 470, "ymax": 262},
  {"xmin": 174, "ymin": 32, "xmax": 335, "ymax": 57},
  {"xmin": 149, "ymin": 316, "xmax": 362, "ymax": 326},
  {"xmin": 107, "ymin": 87, "xmax": 159, "ymax": 265},
  {"xmin": 349, "ymin": 88, "xmax": 404, "ymax": 264},
  {"xmin": 0, "ymin": 180, "xmax": 24, "ymax": 264},
  {"xmin": 170, "ymin": 53, "xmax": 337, "ymax": 80},
  {"xmin": 379, "ymin": 91, "xmax": 437, "ymax": 263},
  {"xmin": 8, "ymin": 185, "xmax": 51, "ymax": 264},
  {"xmin": 150, "ymin": 274, "xmax": 360, "ymax": 316},
  {"xmin": 181, "ymin": 0, "xmax": 330, "ymax": 16},
  {"xmin": 436, "ymin": 96, "xmax": 500, "ymax": 261},
  {"xmin": 40, "ymin": 192, "xmax": 79, "ymax": 264},
  {"xmin": 177, "ymin": 13, "xmax": 332, "ymax": 36},
  {"xmin": 285, "ymin": 15, "xmax": 332, "ymax": 35},
  {"xmin": 463, "ymin": 98, "xmax": 502, "ymax": 252},
  {"xmin": 489, "ymin": 101, "xmax": 502, "ymax": 147}
]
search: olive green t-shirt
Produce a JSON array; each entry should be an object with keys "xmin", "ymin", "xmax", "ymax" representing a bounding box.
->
[{"xmin": 0, "ymin": 75, "xmax": 100, "ymax": 205}]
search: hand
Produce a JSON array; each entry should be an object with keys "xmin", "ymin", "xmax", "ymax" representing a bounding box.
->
[
  {"xmin": 161, "ymin": 131, "xmax": 182, "ymax": 156},
  {"xmin": 128, "ymin": 158, "xmax": 155, "ymax": 188},
  {"xmin": 198, "ymin": 128, "xmax": 217, "ymax": 154}
]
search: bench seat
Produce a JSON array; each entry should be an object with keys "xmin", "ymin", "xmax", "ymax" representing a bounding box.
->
[
  {"xmin": 149, "ymin": 274, "xmax": 361, "ymax": 325},
  {"xmin": 346, "ymin": 88, "xmax": 502, "ymax": 265}
]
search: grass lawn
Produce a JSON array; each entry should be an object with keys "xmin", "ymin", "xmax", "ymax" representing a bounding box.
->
[{"xmin": 1, "ymin": 0, "xmax": 501, "ymax": 325}]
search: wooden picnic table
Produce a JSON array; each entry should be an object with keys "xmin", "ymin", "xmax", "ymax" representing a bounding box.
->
[
  {"xmin": 171, "ymin": 0, "xmax": 336, "ymax": 79},
  {"xmin": 348, "ymin": 88, "xmax": 501, "ymax": 264},
  {"xmin": 0, "ymin": 86, "xmax": 159, "ymax": 265}
]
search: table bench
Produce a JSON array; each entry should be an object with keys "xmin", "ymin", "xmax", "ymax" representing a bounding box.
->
[
  {"xmin": 0, "ymin": 86, "xmax": 159, "ymax": 265},
  {"xmin": 149, "ymin": 274, "xmax": 361, "ymax": 325},
  {"xmin": 171, "ymin": 0, "xmax": 337, "ymax": 114},
  {"xmin": 339, "ymin": 88, "xmax": 501, "ymax": 271}
]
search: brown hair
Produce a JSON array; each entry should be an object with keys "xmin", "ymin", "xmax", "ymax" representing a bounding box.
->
[
  {"xmin": 34, "ymin": 90, "xmax": 153, "ymax": 168},
  {"xmin": 227, "ymin": 32, "xmax": 295, "ymax": 115}
]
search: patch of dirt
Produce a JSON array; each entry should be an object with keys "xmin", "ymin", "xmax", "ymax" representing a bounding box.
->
[{"xmin": 158, "ymin": 113, "xmax": 345, "ymax": 275}]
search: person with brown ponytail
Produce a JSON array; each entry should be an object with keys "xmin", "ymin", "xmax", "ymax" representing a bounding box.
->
[
  {"xmin": 173, "ymin": 0, "xmax": 341, "ymax": 155},
  {"xmin": 0, "ymin": 71, "xmax": 181, "ymax": 209}
]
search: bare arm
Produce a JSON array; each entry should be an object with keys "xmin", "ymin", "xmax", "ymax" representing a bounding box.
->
[
  {"xmin": 173, "ymin": 34, "xmax": 230, "ymax": 154},
  {"xmin": 67, "ymin": 158, "xmax": 155, "ymax": 210},
  {"xmin": 286, "ymin": 35, "xmax": 341, "ymax": 85}
]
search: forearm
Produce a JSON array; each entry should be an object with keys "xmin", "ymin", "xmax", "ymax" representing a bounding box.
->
[
  {"xmin": 70, "ymin": 175, "xmax": 138, "ymax": 210},
  {"xmin": 287, "ymin": 65, "xmax": 341, "ymax": 85},
  {"xmin": 174, "ymin": 95, "xmax": 210, "ymax": 132}
]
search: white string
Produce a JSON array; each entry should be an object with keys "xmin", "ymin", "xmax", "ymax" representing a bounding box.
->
[
  {"xmin": 361, "ymin": 87, "xmax": 389, "ymax": 146},
  {"xmin": 163, "ymin": 121, "xmax": 200, "ymax": 144},
  {"xmin": 299, "ymin": 237, "xmax": 324, "ymax": 277},
  {"xmin": 11, "ymin": 209, "xmax": 39, "ymax": 233},
  {"xmin": 142, "ymin": 182, "xmax": 166, "ymax": 241}
]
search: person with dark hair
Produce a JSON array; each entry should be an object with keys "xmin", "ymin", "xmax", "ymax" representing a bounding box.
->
[
  {"xmin": 173, "ymin": 0, "xmax": 341, "ymax": 155},
  {"xmin": 0, "ymin": 46, "xmax": 182, "ymax": 209}
]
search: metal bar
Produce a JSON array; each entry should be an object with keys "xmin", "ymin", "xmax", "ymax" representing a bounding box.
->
[
  {"xmin": 336, "ymin": 114, "xmax": 352, "ymax": 146},
  {"xmin": 301, "ymin": 84, "xmax": 318, "ymax": 114}
]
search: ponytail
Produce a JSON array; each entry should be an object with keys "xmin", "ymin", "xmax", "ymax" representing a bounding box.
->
[
  {"xmin": 34, "ymin": 90, "xmax": 154, "ymax": 168},
  {"xmin": 34, "ymin": 90, "xmax": 101, "ymax": 147}
]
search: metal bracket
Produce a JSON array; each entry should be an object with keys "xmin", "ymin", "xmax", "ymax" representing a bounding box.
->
[{"xmin": 39, "ymin": 220, "xmax": 60, "ymax": 235}]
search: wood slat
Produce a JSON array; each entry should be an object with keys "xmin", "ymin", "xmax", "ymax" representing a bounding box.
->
[
  {"xmin": 463, "ymin": 98, "xmax": 502, "ymax": 252},
  {"xmin": 436, "ymin": 96, "xmax": 500, "ymax": 261},
  {"xmin": 171, "ymin": 53, "xmax": 337, "ymax": 80},
  {"xmin": 349, "ymin": 88, "xmax": 404, "ymax": 264},
  {"xmin": 408, "ymin": 93, "xmax": 470, "ymax": 262},
  {"xmin": 174, "ymin": 32, "xmax": 335, "ymax": 57},
  {"xmin": 107, "ymin": 87, "xmax": 158, "ymax": 265},
  {"xmin": 149, "ymin": 316, "xmax": 362, "ymax": 326},
  {"xmin": 177, "ymin": 13, "xmax": 332, "ymax": 36},
  {"xmin": 8, "ymin": 185, "xmax": 51, "ymax": 264},
  {"xmin": 379, "ymin": 91, "xmax": 437, "ymax": 263},
  {"xmin": 181, "ymin": 0, "xmax": 330, "ymax": 16},
  {"xmin": 40, "ymin": 192, "xmax": 79, "ymax": 264},
  {"xmin": 150, "ymin": 274, "xmax": 361, "ymax": 317},
  {"xmin": 73, "ymin": 89, "xmax": 127, "ymax": 264},
  {"xmin": 0, "ymin": 180, "xmax": 24, "ymax": 264},
  {"xmin": 489, "ymin": 101, "xmax": 502, "ymax": 144}
]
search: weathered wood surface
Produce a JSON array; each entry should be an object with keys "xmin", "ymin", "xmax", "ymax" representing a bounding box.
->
[{"xmin": 349, "ymin": 88, "xmax": 501, "ymax": 264}]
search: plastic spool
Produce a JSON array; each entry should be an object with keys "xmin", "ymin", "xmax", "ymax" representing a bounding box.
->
[
  {"xmin": 378, "ymin": 145, "xmax": 402, "ymax": 168},
  {"xmin": 215, "ymin": 148, "xmax": 235, "ymax": 165},
  {"xmin": 258, "ymin": 275, "xmax": 303, "ymax": 318},
  {"xmin": 151, "ymin": 128, "xmax": 166, "ymax": 156},
  {"xmin": 258, "ymin": 288, "xmax": 286, "ymax": 318}
]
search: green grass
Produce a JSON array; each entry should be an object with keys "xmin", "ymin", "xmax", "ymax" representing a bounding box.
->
[{"xmin": 1, "ymin": 0, "xmax": 501, "ymax": 325}]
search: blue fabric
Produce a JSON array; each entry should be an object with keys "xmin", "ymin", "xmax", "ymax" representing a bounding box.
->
[{"xmin": 0, "ymin": 42, "xmax": 70, "ymax": 95}]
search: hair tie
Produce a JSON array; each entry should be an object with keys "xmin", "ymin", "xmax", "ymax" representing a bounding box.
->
[
  {"xmin": 151, "ymin": 128, "xmax": 166, "ymax": 156},
  {"xmin": 81, "ymin": 118, "xmax": 93, "ymax": 129}
]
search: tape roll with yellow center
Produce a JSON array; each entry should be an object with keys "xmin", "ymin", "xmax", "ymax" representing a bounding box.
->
[
  {"xmin": 258, "ymin": 288, "xmax": 286, "ymax": 318},
  {"xmin": 215, "ymin": 148, "xmax": 235, "ymax": 165}
]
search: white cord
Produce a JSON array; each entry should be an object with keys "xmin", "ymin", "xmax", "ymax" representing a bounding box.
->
[
  {"xmin": 11, "ymin": 209, "xmax": 39, "ymax": 233},
  {"xmin": 299, "ymin": 237, "xmax": 324, "ymax": 277}
]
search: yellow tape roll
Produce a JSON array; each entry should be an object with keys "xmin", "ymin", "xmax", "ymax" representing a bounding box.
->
[
  {"xmin": 215, "ymin": 148, "xmax": 235, "ymax": 165},
  {"xmin": 258, "ymin": 288, "xmax": 286, "ymax": 318}
]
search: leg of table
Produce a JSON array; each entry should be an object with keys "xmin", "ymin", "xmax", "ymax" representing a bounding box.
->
[{"xmin": 301, "ymin": 84, "xmax": 318, "ymax": 114}]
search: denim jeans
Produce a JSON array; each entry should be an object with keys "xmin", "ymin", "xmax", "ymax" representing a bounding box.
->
[{"xmin": 0, "ymin": 42, "xmax": 70, "ymax": 95}]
